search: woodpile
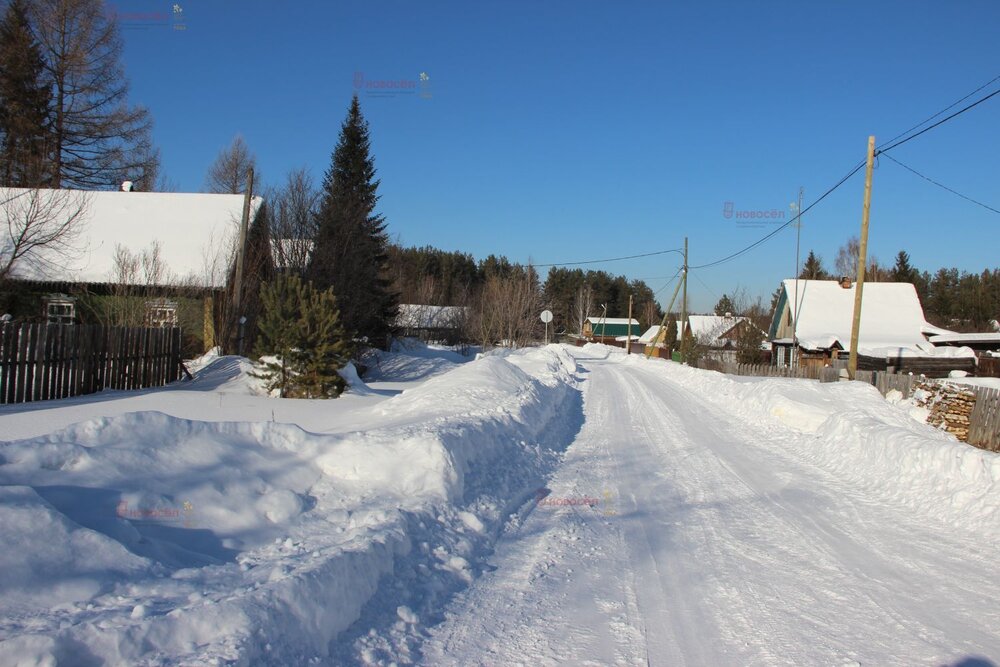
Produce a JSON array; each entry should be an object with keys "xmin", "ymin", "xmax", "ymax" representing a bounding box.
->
[{"xmin": 914, "ymin": 381, "xmax": 977, "ymax": 442}]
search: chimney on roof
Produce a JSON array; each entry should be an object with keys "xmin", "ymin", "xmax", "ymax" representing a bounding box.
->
[
  {"xmin": 121, "ymin": 180, "xmax": 134, "ymax": 192},
  {"xmin": 839, "ymin": 276, "xmax": 852, "ymax": 289}
]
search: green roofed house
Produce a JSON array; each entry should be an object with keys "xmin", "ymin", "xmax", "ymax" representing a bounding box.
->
[{"xmin": 583, "ymin": 316, "xmax": 641, "ymax": 341}]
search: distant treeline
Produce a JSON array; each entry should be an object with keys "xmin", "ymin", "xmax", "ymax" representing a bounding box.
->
[{"xmin": 386, "ymin": 244, "xmax": 663, "ymax": 335}]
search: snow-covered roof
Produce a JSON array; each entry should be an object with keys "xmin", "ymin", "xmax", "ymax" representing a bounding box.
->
[
  {"xmin": 684, "ymin": 315, "xmax": 752, "ymax": 346},
  {"xmin": 586, "ymin": 317, "xmax": 639, "ymax": 326},
  {"xmin": 774, "ymin": 279, "xmax": 960, "ymax": 356},
  {"xmin": 2, "ymin": 188, "xmax": 262, "ymax": 288},
  {"xmin": 929, "ymin": 333, "xmax": 1000, "ymax": 345},
  {"xmin": 638, "ymin": 325, "xmax": 665, "ymax": 344},
  {"xmin": 395, "ymin": 304, "xmax": 467, "ymax": 329}
]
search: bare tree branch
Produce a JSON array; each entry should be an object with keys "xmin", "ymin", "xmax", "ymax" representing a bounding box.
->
[{"xmin": 0, "ymin": 187, "xmax": 89, "ymax": 279}]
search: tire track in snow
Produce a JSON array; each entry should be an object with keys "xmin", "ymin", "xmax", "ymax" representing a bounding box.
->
[{"xmin": 420, "ymin": 350, "xmax": 1000, "ymax": 666}]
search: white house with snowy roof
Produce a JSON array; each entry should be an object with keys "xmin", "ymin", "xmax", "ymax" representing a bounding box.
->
[
  {"xmin": 1, "ymin": 187, "xmax": 262, "ymax": 351},
  {"xmin": 768, "ymin": 278, "xmax": 975, "ymax": 373}
]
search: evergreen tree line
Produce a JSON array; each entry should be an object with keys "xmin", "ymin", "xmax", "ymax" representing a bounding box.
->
[
  {"xmin": 0, "ymin": 0, "xmax": 159, "ymax": 189},
  {"xmin": 382, "ymin": 245, "xmax": 663, "ymax": 338},
  {"xmin": 797, "ymin": 245, "xmax": 1000, "ymax": 331}
]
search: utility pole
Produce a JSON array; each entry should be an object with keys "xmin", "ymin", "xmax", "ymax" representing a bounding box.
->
[
  {"xmin": 847, "ymin": 136, "xmax": 876, "ymax": 379},
  {"xmin": 791, "ymin": 186, "xmax": 803, "ymax": 368},
  {"xmin": 646, "ymin": 276, "xmax": 683, "ymax": 359},
  {"xmin": 233, "ymin": 167, "xmax": 254, "ymax": 355},
  {"xmin": 626, "ymin": 294, "xmax": 634, "ymax": 355},
  {"xmin": 680, "ymin": 236, "xmax": 688, "ymax": 363},
  {"xmin": 233, "ymin": 167, "xmax": 255, "ymax": 317}
]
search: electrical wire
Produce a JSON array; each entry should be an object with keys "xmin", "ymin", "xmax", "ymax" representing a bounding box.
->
[
  {"xmin": 689, "ymin": 159, "xmax": 868, "ymax": 270},
  {"xmin": 689, "ymin": 269, "xmax": 721, "ymax": 304},
  {"xmin": 533, "ymin": 247, "xmax": 684, "ymax": 268},
  {"xmin": 878, "ymin": 74, "xmax": 1000, "ymax": 149},
  {"xmin": 691, "ymin": 80, "xmax": 1000, "ymax": 271},
  {"xmin": 653, "ymin": 267, "xmax": 683, "ymax": 297},
  {"xmin": 882, "ymin": 153, "xmax": 1000, "ymax": 215},
  {"xmin": 876, "ymin": 87, "xmax": 1000, "ymax": 155},
  {"xmin": 538, "ymin": 76, "xmax": 1000, "ymax": 275}
]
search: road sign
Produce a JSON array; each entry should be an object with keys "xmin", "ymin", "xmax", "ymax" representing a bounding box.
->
[{"xmin": 540, "ymin": 310, "xmax": 553, "ymax": 323}]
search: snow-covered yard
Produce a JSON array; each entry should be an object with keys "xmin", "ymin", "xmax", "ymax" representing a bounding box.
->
[{"xmin": 0, "ymin": 342, "xmax": 998, "ymax": 665}]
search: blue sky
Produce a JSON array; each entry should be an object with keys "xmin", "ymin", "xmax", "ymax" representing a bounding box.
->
[{"xmin": 117, "ymin": 0, "xmax": 999, "ymax": 313}]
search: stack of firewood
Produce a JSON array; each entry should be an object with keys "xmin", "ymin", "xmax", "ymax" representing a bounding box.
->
[{"xmin": 914, "ymin": 381, "xmax": 977, "ymax": 442}]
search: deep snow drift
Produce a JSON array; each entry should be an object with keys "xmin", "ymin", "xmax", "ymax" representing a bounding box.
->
[{"xmin": 1, "ymin": 342, "xmax": 997, "ymax": 666}]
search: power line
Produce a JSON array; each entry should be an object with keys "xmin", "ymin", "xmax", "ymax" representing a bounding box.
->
[
  {"xmin": 689, "ymin": 269, "xmax": 721, "ymax": 304},
  {"xmin": 653, "ymin": 267, "xmax": 683, "ymax": 297},
  {"xmin": 538, "ymin": 77, "xmax": 1000, "ymax": 274},
  {"xmin": 882, "ymin": 153, "xmax": 1000, "ymax": 215},
  {"xmin": 690, "ymin": 160, "xmax": 868, "ymax": 270},
  {"xmin": 691, "ymin": 81, "xmax": 1000, "ymax": 271},
  {"xmin": 876, "ymin": 87, "xmax": 1000, "ymax": 155},
  {"xmin": 878, "ymin": 74, "xmax": 1000, "ymax": 149},
  {"xmin": 534, "ymin": 247, "xmax": 684, "ymax": 268}
]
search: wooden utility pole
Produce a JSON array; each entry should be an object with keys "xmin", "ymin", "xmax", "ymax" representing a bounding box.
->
[
  {"xmin": 792, "ymin": 186, "xmax": 803, "ymax": 368},
  {"xmin": 626, "ymin": 294, "xmax": 634, "ymax": 355},
  {"xmin": 680, "ymin": 236, "xmax": 688, "ymax": 363},
  {"xmin": 646, "ymin": 277, "xmax": 683, "ymax": 359},
  {"xmin": 847, "ymin": 137, "xmax": 876, "ymax": 379},
  {"xmin": 232, "ymin": 167, "xmax": 255, "ymax": 316}
]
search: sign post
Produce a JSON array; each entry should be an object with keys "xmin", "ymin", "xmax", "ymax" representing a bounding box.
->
[{"xmin": 540, "ymin": 310, "xmax": 553, "ymax": 345}]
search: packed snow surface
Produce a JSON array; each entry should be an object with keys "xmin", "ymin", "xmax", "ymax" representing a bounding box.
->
[{"xmin": 1, "ymin": 342, "xmax": 998, "ymax": 665}]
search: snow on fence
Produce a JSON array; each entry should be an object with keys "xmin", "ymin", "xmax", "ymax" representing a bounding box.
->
[
  {"xmin": 717, "ymin": 361, "xmax": 999, "ymax": 451},
  {"xmin": 0, "ymin": 322, "xmax": 182, "ymax": 404},
  {"xmin": 719, "ymin": 361, "xmax": 840, "ymax": 383},
  {"xmin": 853, "ymin": 369, "xmax": 920, "ymax": 399}
]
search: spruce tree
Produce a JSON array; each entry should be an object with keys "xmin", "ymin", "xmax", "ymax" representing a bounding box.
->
[
  {"xmin": 228, "ymin": 201, "xmax": 275, "ymax": 355},
  {"xmin": 254, "ymin": 273, "xmax": 303, "ymax": 397},
  {"xmin": 309, "ymin": 95, "xmax": 397, "ymax": 348},
  {"xmin": 664, "ymin": 312, "xmax": 678, "ymax": 352},
  {"xmin": 799, "ymin": 250, "xmax": 829, "ymax": 280},
  {"xmin": 713, "ymin": 294, "xmax": 736, "ymax": 316},
  {"xmin": 0, "ymin": 0, "xmax": 51, "ymax": 186},
  {"xmin": 254, "ymin": 274, "xmax": 352, "ymax": 398},
  {"xmin": 296, "ymin": 282, "xmax": 351, "ymax": 398},
  {"xmin": 891, "ymin": 250, "xmax": 918, "ymax": 284}
]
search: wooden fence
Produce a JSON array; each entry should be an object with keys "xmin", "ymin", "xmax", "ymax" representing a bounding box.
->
[
  {"xmin": 852, "ymin": 370, "xmax": 921, "ymax": 400},
  {"xmin": 713, "ymin": 360, "xmax": 998, "ymax": 450},
  {"xmin": 0, "ymin": 323, "xmax": 182, "ymax": 404},
  {"xmin": 969, "ymin": 386, "xmax": 1000, "ymax": 451}
]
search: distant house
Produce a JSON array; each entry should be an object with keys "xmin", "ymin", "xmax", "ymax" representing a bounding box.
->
[
  {"xmin": 583, "ymin": 317, "xmax": 640, "ymax": 341},
  {"xmin": 768, "ymin": 278, "xmax": 975, "ymax": 375},
  {"xmin": 395, "ymin": 304, "xmax": 467, "ymax": 343},
  {"xmin": 638, "ymin": 314, "xmax": 768, "ymax": 362},
  {"xmin": 1, "ymin": 187, "xmax": 263, "ymax": 354}
]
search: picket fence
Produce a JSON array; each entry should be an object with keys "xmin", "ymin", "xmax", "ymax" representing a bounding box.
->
[{"xmin": 0, "ymin": 322, "xmax": 182, "ymax": 404}]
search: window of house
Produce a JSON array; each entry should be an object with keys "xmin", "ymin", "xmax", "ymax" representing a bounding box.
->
[
  {"xmin": 145, "ymin": 300, "xmax": 178, "ymax": 327},
  {"xmin": 43, "ymin": 295, "xmax": 76, "ymax": 325}
]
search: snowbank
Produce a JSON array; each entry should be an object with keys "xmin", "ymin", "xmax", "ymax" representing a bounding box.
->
[
  {"xmin": 625, "ymin": 355, "xmax": 1000, "ymax": 536},
  {"xmin": 0, "ymin": 346, "xmax": 582, "ymax": 665}
]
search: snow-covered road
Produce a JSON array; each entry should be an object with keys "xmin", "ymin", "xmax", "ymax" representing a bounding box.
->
[
  {"xmin": 422, "ymin": 351, "xmax": 1000, "ymax": 666},
  {"xmin": 2, "ymin": 343, "xmax": 997, "ymax": 665}
]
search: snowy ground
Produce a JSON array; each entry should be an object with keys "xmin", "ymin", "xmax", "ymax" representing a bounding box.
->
[{"xmin": 1, "ymin": 342, "xmax": 998, "ymax": 666}]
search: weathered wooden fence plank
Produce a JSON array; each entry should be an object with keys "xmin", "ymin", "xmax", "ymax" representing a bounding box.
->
[{"xmin": 0, "ymin": 323, "xmax": 184, "ymax": 405}]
